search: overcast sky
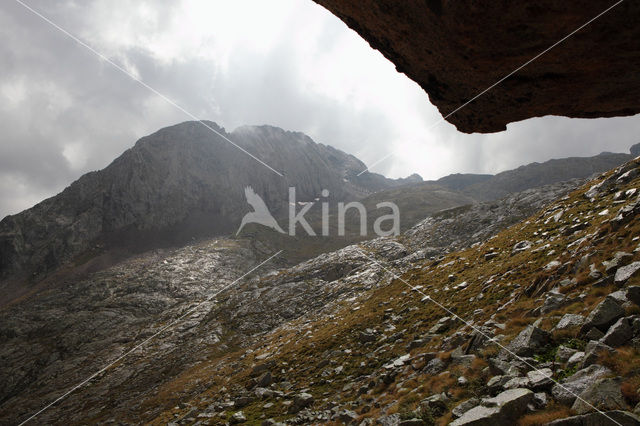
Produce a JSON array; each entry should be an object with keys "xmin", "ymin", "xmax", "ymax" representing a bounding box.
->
[{"xmin": 1, "ymin": 0, "xmax": 639, "ymax": 218}]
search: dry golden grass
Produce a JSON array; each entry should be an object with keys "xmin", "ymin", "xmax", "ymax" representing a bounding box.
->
[
  {"xmin": 598, "ymin": 347, "xmax": 640, "ymax": 376},
  {"xmin": 622, "ymin": 378, "xmax": 640, "ymax": 405},
  {"xmin": 517, "ymin": 407, "xmax": 573, "ymax": 426}
]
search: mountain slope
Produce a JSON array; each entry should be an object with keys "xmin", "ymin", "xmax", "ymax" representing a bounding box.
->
[
  {"xmin": 0, "ymin": 170, "xmax": 590, "ymax": 425},
  {"xmin": 0, "ymin": 121, "xmax": 417, "ymax": 286},
  {"xmin": 150, "ymin": 157, "xmax": 640, "ymax": 425}
]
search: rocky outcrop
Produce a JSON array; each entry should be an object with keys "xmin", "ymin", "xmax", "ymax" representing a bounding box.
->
[{"xmin": 313, "ymin": 1, "xmax": 640, "ymax": 133}]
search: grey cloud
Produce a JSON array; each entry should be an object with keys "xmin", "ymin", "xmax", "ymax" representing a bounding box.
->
[{"xmin": 0, "ymin": 0, "xmax": 639, "ymax": 219}]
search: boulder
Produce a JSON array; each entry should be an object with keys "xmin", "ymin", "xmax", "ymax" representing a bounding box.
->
[
  {"xmin": 581, "ymin": 297, "xmax": 624, "ymax": 335},
  {"xmin": 615, "ymin": 262, "xmax": 640, "ymax": 285},
  {"xmin": 256, "ymin": 371, "xmax": 273, "ymax": 388},
  {"xmin": 420, "ymin": 392, "xmax": 449, "ymax": 417},
  {"xmin": 450, "ymin": 406, "xmax": 501, "ymax": 426},
  {"xmin": 502, "ymin": 326, "xmax": 550, "ymax": 357},
  {"xmin": 555, "ymin": 314, "xmax": 586, "ymax": 331},
  {"xmin": 335, "ymin": 409, "xmax": 358, "ymax": 424},
  {"xmin": 487, "ymin": 375, "xmax": 512, "ymax": 394},
  {"xmin": 527, "ymin": 368, "xmax": 554, "ymax": 390},
  {"xmin": 289, "ymin": 393, "xmax": 314, "ymax": 413},
  {"xmin": 571, "ymin": 377, "xmax": 626, "ymax": 415},
  {"xmin": 601, "ymin": 318, "xmax": 633, "ymax": 347},
  {"xmin": 452, "ymin": 398, "xmax": 480, "ymax": 419},
  {"xmin": 603, "ymin": 252, "xmax": 634, "ymax": 274},
  {"xmin": 541, "ymin": 292, "xmax": 570, "ymax": 314},
  {"xmin": 451, "ymin": 389, "xmax": 533, "ymax": 425},
  {"xmin": 551, "ymin": 364, "xmax": 612, "ymax": 405},
  {"xmin": 503, "ymin": 376, "xmax": 530, "ymax": 390}
]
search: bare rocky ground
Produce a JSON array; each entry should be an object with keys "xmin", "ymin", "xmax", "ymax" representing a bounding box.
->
[{"xmin": 3, "ymin": 161, "xmax": 640, "ymax": 425}]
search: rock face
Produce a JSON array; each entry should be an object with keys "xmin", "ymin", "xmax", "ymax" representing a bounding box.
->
[{"xmin": 313, "ymin": 0, "xmax": 640, "ymax": 133}]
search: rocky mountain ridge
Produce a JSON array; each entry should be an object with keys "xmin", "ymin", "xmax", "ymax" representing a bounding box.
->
[
  {"xmin": 0, "ymin": 121, "xmax": 418, "ymax": 290},
  {"xmin": 3, "ymin": 122, "xmax": 632, "ymax": 308}
]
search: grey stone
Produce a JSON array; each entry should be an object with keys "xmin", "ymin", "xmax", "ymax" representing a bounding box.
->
[
  {"xmin": 451, "ymin": 388, "xmax": 533, "ymax": 425},
  {"xmin": 420, "ymin": 392, "xmax": 449, "ymax": 416},
  {"xmin": 289, "ymin": 393, "xmax": 314, "ymax": 413},
  {"xmin": 601, "ymin": 317, "xmax": 633, "ymax": 347},
  {"xmin": 556, "ymin": 346, "xmax": 579, "ymax": 363},
  {"xmin": 541, "ymin": 292, "xmax": 569, "ymax": 314},
  {"xmin": 615, "ymin": 262, "xmax": 640, "ymax": 284},
  {"xmin": 450, "ymin": 406, "xmax": 501, "ymax": 426},
  {"xmin": 567, "ymin": 351, "xmax": 585, "ymax": 368},
  {"xmin": 584, "ymin": 327, "xmax": 605, "ymax": 341},
  {"xmin": 335, "ymin": 409, "xmax": 358, "ymax": 424},
  {"xmin": 572, "ymin": 377, "xmax": 626, "ymax": 415},
  {"xmin": 452, "ymin": 398, "xmax": 480, "ymax": 418},
  {"xmin": 555, "ymin": 314, "xmax": 586, "ymax": 331},
  {"xmin": 603, "ymin": 252, "xmax": 634, "ymax": 274},
  {"xmin": 359, "ymin": 331, "xmax": 377, "ymax": 343},
  {"xmin": 581, "ymin": 297, "xmax": 625, "ymax": 334},
  {"xmin": 503, "ymin": 376, "xmax": 530, "ymax": 390},
  {"xmin": 230, "ymin": 411, "xmax": 247, "ymax": 424},
  {"xmin": 551, "ymin": 364, "xmax": 612, "ymax": 405},
  {"xmin": 533, "ymin": 392, "xmax": 549, "ymax": 408},
  {"xmin": 502, "ymin": 325, "xmax": 550, "ymax": 357},
  {"xmin": 487, "ymin": 375, "xmax": 512, "ymax": 393},
  {"xmin": 512, "ymin": 241, "xmax": 532, "ymax": 254},
  {"xmin": 376, "ymin": 414, "xmax": 401, "ymax": 426},
  {"xmin": 256, "ymin": 371, "xmax": 273, "ymax": 388},
  {"xmin": 526, "ymin": 368, "xmax": 554, "ymax": 390}
]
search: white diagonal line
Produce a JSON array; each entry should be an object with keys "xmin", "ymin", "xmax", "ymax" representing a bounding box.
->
[
  {"xmin": 13, "ymin": 0, "xmax": 284, "ymax": 177},
  {"xmin": 358, "ymin": 248, "xmax": 623, "ymax": 426},
  {"xmin": 357, "ymin": 0, "xmax": 625, "ymax": 176},
  {"xmin": 17, "ymin": 250, "xmax": 282, "ymax": 426}
]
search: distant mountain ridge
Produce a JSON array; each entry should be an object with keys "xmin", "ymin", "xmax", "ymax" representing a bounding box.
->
[
  {"xmin": 0, "ymin": 120, "xmax": 636, "ymax": 289},
  {"xmin": 448, "ymin": 152, "xmax": 633, "ymax": 201}
]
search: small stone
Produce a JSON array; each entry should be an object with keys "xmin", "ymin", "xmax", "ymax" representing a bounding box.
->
[
  {"xmin": 556, "ymin": 346, "xmax": 578, "ymax": 363},
  {"xmin": 230, "ymin": 411, "xmax": 247, "ymax": 424},
  {"xmin": 566, "ymin": 351, "xmax": 585, "ymax": 368},
  {"xmin": 533, "ymin": 392, "xmax": 548, "ymax": 408}
]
